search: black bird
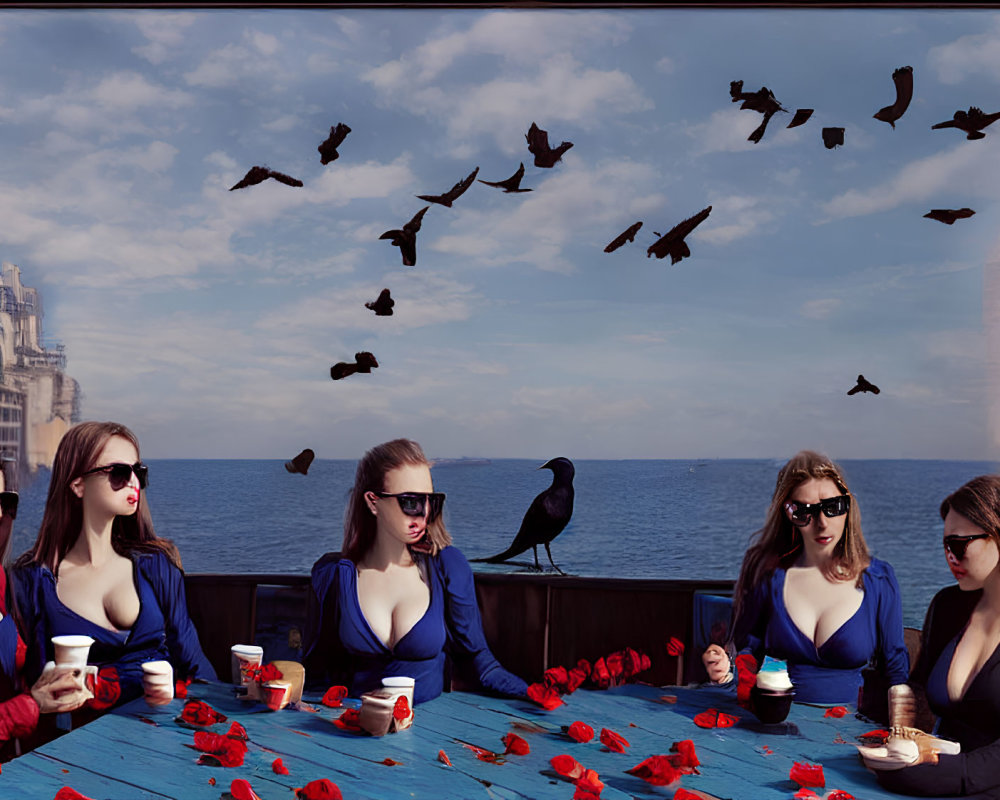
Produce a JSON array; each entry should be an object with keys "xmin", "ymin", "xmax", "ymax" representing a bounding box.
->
[
  {"xmin": 379, "ymin": 206, "xmax": 429, "ymax": 267},
  {"xmin": 365, "ymin": 288, "xmax": 395, "ymax": 316},
  {"xmin": 229, "ymin": 166, "xmax": 304, "ymax": 191},
  {"xmin": 478, "ymin": 163, "xmax": 532, "ymax": 193},
  {"xmin": 924, "ymin": 208, "xmax": 976, "ymax": 225},
  {"xmin": 472, "ymin": 457, "xmax": 574, "ymax": 573},
  {"xmin": 526, "ymin": 122, "xmax": 573, "ymax": 168},
  {"xmin": 730, "ymin": 81, "xmax": 787, "ymax": 143},
  {"xmin": 822, "ymin": 127, "xmax": 845, "ymax": 149},
  {"xmin": 931, "ymin": 106, "xmax": 1000, "ymax": 140},
  {"xmin": 847, "ymin": 374, "xmax": 880, "ymax": 395},
  {"xmin": 285, "ymin": 449, "xmax": 315, "ymax": 475},
  {"xmin": 417, "ymin": 167, "xmax": 479, "ymax": 207},
  {"xmin": 331, "ymin": 351, "xmax": 379, "ymax": 380},
  {"xmin": 604, "ymin": 221, "xmax": 643, "ymax": 253},
  {"xmin": 787, "ymin": 109, "xmax": 814, "ymax": 128},
  {"xmin": 647, "ymin": 206, "xmax": 712, "ymax": 264},
  {"xmin": 318, "ymin": 123, "xmax": 351, "ymax": 165},
  {"xmin": 874, "ymin": 66, "xmax": 913, "ymax": 129}
]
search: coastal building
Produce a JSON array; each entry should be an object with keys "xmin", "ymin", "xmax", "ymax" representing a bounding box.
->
[{"xmin": 0, "ymin": 261, "xmax": 79, "ymax": 478}]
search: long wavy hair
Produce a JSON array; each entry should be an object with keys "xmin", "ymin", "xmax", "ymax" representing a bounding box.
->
[
  {"xmin": 733, "ymin": 450, "xmax": 869, "ymax": 624},
  {"xmin": 939, "ymin": 475, "xmax": 1000, "ymax": 547},
  {"xmin": 0, "ymin": 458, "xmax": 15, "ymax": 567},
  {"xmin": 14, "ymin": 421, "xmax": 180, "ymax": 574},
  {"xmin": 342, "ymin": 438, "xmax": 452, "ymax": 562}
]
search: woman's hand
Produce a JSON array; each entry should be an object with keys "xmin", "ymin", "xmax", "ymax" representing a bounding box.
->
[
  {"xmin": 702, "ymin": 645, "xmax": 732, "ymax": 684},
  {"xmin": 30, "ymin": 666, "xmax": 91, "ymax": 714}
]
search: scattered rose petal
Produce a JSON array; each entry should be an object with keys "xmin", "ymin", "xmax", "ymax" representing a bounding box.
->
[
  {"xmin": 175, "ymin": 677, "xmax": 192, "ymax": 699},
  {"xmin": 226, "ymin": 722, "xmax": 248, "ymax": 741},
  {"xmin": 85, "ymin": 666, "xmax": 121, "ymax": 711},
  {"xmin": 53, "ymin": 790, "xmax": 94, "ymax": 800},
  {"xmin": 381, "ymin": 758, "xmax": 402, "ymax": 766},
  {"xmin": 673, "ymin": 790, "xmax": 703, "ymax": 800},
  {"xmin": 666, "ymin": 637, "xmax": 685, "ymax": 656},
  {"xmin": 527, "ymin": 682, "xmax": 564, "ymax": 710},
  {"xmin": 793, "ymin": 790, "xmax": 818, "ymax": 799},
  {"xmin": 258, "ymin": 663, "xmax": 283, "ymax": 683},
  {"xmin": 462, "ymin": 743, "xmax": 504, "ymax": 763},
  {"xmin": 321, "ymin": 686, "xmax": 348, "ymax": 708},
  {"xmin": 590, "ymin": 658, "xmax": 611, "ymax": 689},
  {"xmin": 208, "ymin": 778, "xmax": 216, "ymax": 786},
  {"xmin": 567, "ymin": 721, "xmax": 594, "ymax": 743},
  {"xmin": 502, "ymin": 732, "xmax": 530, "ymax": 755},
  {"xmin": 392, "ymin": 695, "xmax": 410, "ymax": 721},
  {"xmin": 294, "ymin": 779, "xmax": 343, "ymax": 800},
  {"xmin": 626, "ymin": 755, "xmax": 682, "ymax": 786},
  {"xmin": 824, "ymin": 706, "xmax": 848, "ymax": 718},
  {"xmin": 332, "ymin": 707, "xmax": 361, "ymax": 732},
  {"xmin": 551, "ymin": 754, "xmax": 584, "ymax": 781},
  {"xmin": 790, "ymin": 761, "xmax": 825, "ymax": 788},
  {"xmin": 566, "ymin": 666, "xmax": 588, "ymax": 693},
  {"xmin": 827, "ymin": 792, "xmax": 855, "ymax": 800},
  {"xmin": 438, "ymin": 749, "xmax": 452, "ymax": 766},
  {"xmin": 670, "ymin": 740, "xmax": 700, "ymax": 769},
  {"xmin": 180, "ymin": 699, "xmax": 227, "ymax": 727},
  {"xmin": 230, "ymin": 779, "xmax": 262, "ymax": 800},
  {"xmin": 657, "ymin": 695, "xmax": 678, "ymax": 704},
  {"xmin": 192, "ymin": 731, "xmax": 248, "ymax": 767},
  {"xmin": 693, "ymin": 708, "xmax": 739, "ymax": 728},
  {"xmin": 599, "ymin": 727, "xmax": 630, "ymax": 753},
  {"xmin": 575, "ymin": 768, "xmax": 604, "ymax": 798},
  {"xmin": 606, "ymin": 651, "xmax": 624, "ymax": 681},
  {"xmin": 544, "ymin": 665, "xmax": 569, "ymax": 691},
  {"xmin": 272, "ymin": 757, "xmax": 290, "ymax": 775},
  {"xmin": 857, "ymin": 729, "xmax": 890, "ymax": 745}
]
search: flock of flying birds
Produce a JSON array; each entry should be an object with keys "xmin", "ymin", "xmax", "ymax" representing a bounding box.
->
[{"xmin": 225, "ymin": 67, "xmax": 997, "ymax": 422}]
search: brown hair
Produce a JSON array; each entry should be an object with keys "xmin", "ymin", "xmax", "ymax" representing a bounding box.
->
[
  {"xmin": 939, "ymin": 475, "xmax": 1000, "ymax": 546},
  {"xmin": 14, "ymin": 421, "xmax": 180, "ymax": 574},
  {"xmin": 733, "ymin": 450, "xmax": 870, "ymax": 624},
  {"xmin": 342, "ymin": 438, "xmax": 452, "ymax": 562},
  {"xmin": 0, "ymin": 458, "xmax": 13, "ymax": 567}
]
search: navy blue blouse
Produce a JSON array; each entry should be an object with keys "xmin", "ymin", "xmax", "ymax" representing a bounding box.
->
[
  {"xmin": 10, "ymin": 551, "xmax": 216, "ymax": 705},
  {"xmin": 304, "ymin": 546, "xmax": 527, "ymax": 704},
  {"xmin": 734, "ymin": 557, "xmax": 910, "ymax": 704}
]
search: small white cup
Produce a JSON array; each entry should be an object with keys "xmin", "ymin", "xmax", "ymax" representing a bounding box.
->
[
  {"xmin": 230, "ymin": 644, "xmax": 263, "ymax": 686},
  {"xmin": 382, "ymin": 676, "xmax": 415, "ymax": 726},
  {"xmin": 52, "ymin": 635, "xmax": 95, "ymax": 668},
  {"xmin": 141, "ymin": 660, "xmax": 174, "ymax": 706}
]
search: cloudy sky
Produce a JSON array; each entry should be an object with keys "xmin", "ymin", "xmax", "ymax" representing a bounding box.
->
[{"xmin": 0, "ymin": 6, "xmax": 999, "ymax": 460}]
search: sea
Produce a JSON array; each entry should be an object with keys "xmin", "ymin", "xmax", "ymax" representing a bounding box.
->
[{"xmin": 8, "ymin": 458, "xmax": 997, "ymax": 629}]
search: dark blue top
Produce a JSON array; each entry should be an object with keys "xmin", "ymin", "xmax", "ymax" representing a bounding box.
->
[
  {"xmin": 734, "ymin": 557, "xmax": 909, "ymax": 704},
  {"xmin": 10, "ymin": 551, "xmax": 216, "ymax": 704},
  {"xmin": 303, "ymin": 546, "xmax": 527, "ymax": 704}
]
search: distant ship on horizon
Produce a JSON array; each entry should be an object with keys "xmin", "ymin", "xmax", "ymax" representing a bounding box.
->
[{"xmin": 431, "ymin": 456, "xmax": 492, "ymax": 467}]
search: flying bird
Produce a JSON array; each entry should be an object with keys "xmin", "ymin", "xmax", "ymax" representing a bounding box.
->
[
  {"xmin": 924, "ymin": 208, "xmax": 976, "ymax": 225},
  {"xmin": 416, "ymin": 167, "xmax": 480, "ymax": 207},
  {"xmin": 318, "ymin": 123, "xmax": 351, "ymax": 164},
  {"xmin": 787, "ymin": 109, "xmax": 814, "ymax": 128},
  {"xmin": 822, "ymin": 127, "xmax": 845, "ymax": 149},
  {"xmin": 285, "ymin": 449, "xmax": 315, "ymax": 475},
  {"xmin": 526, "ymin": 122, "xmax": 574, "ymax": 168},
  {"xmin": 873, "ymin": 66, "xmax": 913, "ymax": 129},
  {"xmin": 730, "ymin": 81, "xmax": 787, "ymax": 143},
  {"xmin": 478, "ymin": 163, "xmax": 532, "ymax": 193},
  {"xmin": 847, "ymin": 375, "xmax": 880, "ymax": 396},
  {"xmin": 330, "ymin": 351, "xmax": 379, "ymax": 381},
  {"xmin": 604, "ymin": 221, "xmax": 643, "ymax": 253},
  {"xmin": 365, "ymin": 288, "xmax": 395, "ymax": 316},
  {"xmin": 931, "ymin": 106, "xmax": 1000, "ymax": 140},
  {"xmin": 229, "ymin": 166, "xmax": 304, "ymax": 191},
  {"xmin": 471, "ymin": 457, "xmax": 575, "ymax": 573},
  {"xmin": 379, "ymin": 206, "xmax": 429, "ymax": 267},
  {"xmin": 647, "ymin": 206, "xmax": 712, "ymax": 264}
]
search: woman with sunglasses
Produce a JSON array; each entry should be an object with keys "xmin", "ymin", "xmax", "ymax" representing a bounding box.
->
[
  {"xmin": 303, "ymin": 438, "xmax": 527, "ymax": 705},
  {"xmin": 729, "ymin": 450, "xmax": 909, "ymax": 705},
  {"xmin": 9, "ymin": 421, "xmax": 215, "ymax": 722},
  {"xmin": 0, "ymin": 460, "xmax": 90, "ymax": 759},
  {"xmin": 873, "ymin": 475, "xmax": 1000, "ymax": 797}
]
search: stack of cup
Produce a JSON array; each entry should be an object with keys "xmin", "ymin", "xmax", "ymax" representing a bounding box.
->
[{"xmin": 141, "ymin": 660, "xmax": 174, "ymax": 706}]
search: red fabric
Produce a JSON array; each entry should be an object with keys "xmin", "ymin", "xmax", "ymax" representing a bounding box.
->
[{"xmin": 0, "ymin": 691, "xmax": 40, "ymax": 742}]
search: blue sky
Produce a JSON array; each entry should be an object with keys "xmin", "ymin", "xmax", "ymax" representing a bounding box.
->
[{"xmin": 0, "ymin": 6, "xmax": 998, "ymax": 460}]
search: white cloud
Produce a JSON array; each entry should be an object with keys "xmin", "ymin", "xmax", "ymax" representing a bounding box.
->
[
  {"xmin": 184, "ymin": 30, "xmax": 286, "ymax": 88},
  {"xmin": 511, "ymin": 385, "xmax": 651, "ymax": 423},
  {"xmin": 695, "ymin": 195, "xmax": 775, "ymax": 245},
  {"xmin": 929, "ymin": 17, "xmax": 1000, "ymax": 84},
  {"xmin": 262, "ymin": 115, "xmax": 301, "ymax": 133},
  {"xmin": 127, "ymin": 11, "xmax": 199, "ymax": 64},
  {"xmin": 655, "ymin": 56, "xmax": 675, "ymax": 74},
  {"xmin": 799, "ymin": 298, "xmax": 842, "ymax": 320},
  {"xmin": 687, "ymin": 108, "xmax": 803, "ymax": 155}
]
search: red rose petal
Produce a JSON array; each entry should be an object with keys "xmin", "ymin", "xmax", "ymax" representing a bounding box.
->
[
  {"xmin": 575, "ymin": 768, "xmax": 604, "ymax": 797},
  {"xmin": 824, "ymin": 706, "xmax": 848, "ymax": 718},
  {"xmin": 599, "ymin": 727, "xmax": 630, "ymax": 753},
  {"xmin": 175, "ymin": 677, "xmax": 191, "ymax": 699},
  {"xmin": 502, "ymin": 732, "xmax": 530, "ymax": 756},
  {"xmin": 438, "ymin": 749, "xmax": 452, "ymax": 766},
  {"xmin": 566, "ymin": 666, "xmax": 588, "ymax": 693},
  {"xmin": 716, "ymin": 711, "xmax": 739, "ymax": 727},
  {"xmin": 382, "ymin": 758, "xmax": 402, "ymax": 766},
  {"xmin": 321, "ymin": 685, "xmax": 349, "ymax": 708},
  {"xmin": 794, "ymin": 790, "xmax": 818, "ymax": 799},
  {"xmin": 86, "ymin": 666, "xmax": 121, "ymax": 711},
  {"xmin": 527, "ymin": 682, "xmax": 564, "ymax": 710},
  {"xmin": 462, "ymin": 743, "xmax": 503, "ymax": 763},
  {"xmin": 666, "ymin": 637, "xmax": 685, "ymax": 656},
  {"xmin": 53, "ymin": 790, "xmax": 94, "ymax": 800},
  {"xmin": 670, "ymin": 739, "xmax": 700, "ymax": 769},
  {"xmin": 673, "ymin": 790, "xmax": 703, "ymax": 800},
  {"xmin": 827, "ymin": 792, "xmax": 855, "ymax": 800},
  {"xmin": 332, "ymin": 707, "xmax": 362, "ymax": 731},
  {"xmin": 625, "ymin": 755, "xmax": 682, "ymax": 786},
  {"xmin": 393, "ymin": 695, "xmax": 411, "ymax": 721},
  {"xmin": 551, "ymin": 754, "xmax": 584, "ymax": 781},
  {"xmin": 567, "ymin": 721, "xmax": 594, "ymax": 743},
  {"xmin": 230, "ymin": 779, "xmax": 262, "ymax": 800},
  {"xmin": 590, "ymin": 657, "xmax": 611, "ymax": 689},
  {"xmin": 272, "ymin": 757, "xmax": 290, "ymax": 775},
  {"xmin": 544, "ymin": 665, "xmax": 570, "ymax": 690},
  {"xmin": 226, "ymin": 722, "xmax": 249, "ymax": 741},
  {"xmin": 294, "ymin": 779, "xmax": 343, "ymax": 800},
  {"xmin": 606, "ymin": 651, "xmax": 624, "ymax": 680},
  {"xmin": 790, "ymin": 761, "xmax": 825, "ymax": 788}
]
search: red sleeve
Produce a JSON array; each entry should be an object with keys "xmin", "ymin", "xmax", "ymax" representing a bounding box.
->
[{"xmin": 0, "ymin": 691, "xmax": 40, "ymax": 741}]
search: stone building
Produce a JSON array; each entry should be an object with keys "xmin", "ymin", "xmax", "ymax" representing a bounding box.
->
[{"xmin": 0, "ymin": 261, "xmax": 79, "ymax": 478}]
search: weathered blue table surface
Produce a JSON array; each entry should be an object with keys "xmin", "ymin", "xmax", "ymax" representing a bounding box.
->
[{"xmin": 0, "ymin": 681, "xmax": 935, "ymax": 800}]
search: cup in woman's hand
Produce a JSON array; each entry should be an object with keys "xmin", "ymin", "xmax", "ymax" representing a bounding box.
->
[
  {"xmin": 52, "ymin": 635, "xmax": 95, "ymax": 668},
  {"xmin": 141, "ymin": 660, "xmax": 174, "ymax": 706}
]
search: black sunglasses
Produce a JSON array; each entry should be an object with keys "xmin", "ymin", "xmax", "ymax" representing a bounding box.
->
[
  {"xmin": 943, "ymin": 534, "xmax": 991, "ymax": 561},
  {"xmin": 785, "ymin": 495, "xmax": 850, "ymax": 527},
  {"xmin": 0, "ymin": 491, "xmax": 17, "ymax": 520},
  {"xmin": 81, "ymin": 462, "xmax": 148, "ymax": 491},
  {"xmin": 374, "ymin": 491, "xmax": 445, "ymax": 522}
]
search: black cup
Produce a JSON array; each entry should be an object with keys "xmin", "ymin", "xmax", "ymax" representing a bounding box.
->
[{"xmin": 750, "ymin": 685, "xmax": 794, "ymax": 724}]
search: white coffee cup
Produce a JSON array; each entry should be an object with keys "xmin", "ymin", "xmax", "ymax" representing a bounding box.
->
[
  {"xmin": 52, "ymin": 635, "xmax": 95, "ymax": 668},
  {"xmin": 141, "ymin": 660, "xmax": 174, "ymax": 706},
  {"xmin": 382, "ymin": 676, "xmax": 415, "ymax": 726},
  {"xmin": 230, "ymin": 644, "xmax": 263, "ymax": 686}
]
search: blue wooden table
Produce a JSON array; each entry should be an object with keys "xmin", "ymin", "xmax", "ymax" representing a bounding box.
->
[{"xmin": 0, "ymin": 681, "xmax": 936, "ymax": 799}]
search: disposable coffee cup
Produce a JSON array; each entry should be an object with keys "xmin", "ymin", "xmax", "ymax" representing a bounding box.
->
[
  {"xmin": 230, "ymin": 644, "xmax": 263, "ymax": 686},
  {"xmin": 52, "ymin": 635, "xmax": 94, "ymax": 668},
  {"xmin": 261, "ymin": 680, "xmax": 291, "ymax": 711},
  {"xmin": 141, "ymin": 660, "xmax": 174, "ymax": 706},
  {"xmin": 381, "ymin": 676, "xmax": 415, "ymax": 730}
]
